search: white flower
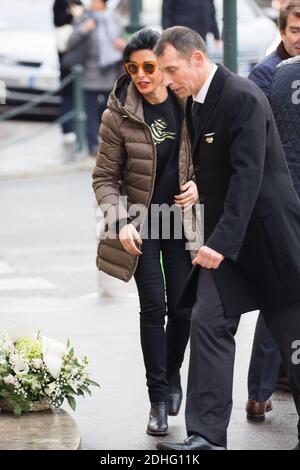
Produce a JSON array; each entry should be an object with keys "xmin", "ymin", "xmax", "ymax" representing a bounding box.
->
[
  {"xmin": 4, "ymin": 374, "xmax": 17, "ymax": 385},
  {"xmin": 10, "ymin": 355, "xmax": 29, "ymax": 376},
  {"xmin": 32, "ymin": 358, "xmax": 43, "ymax": 369},
  {"xmin": 42, "ymin": 336, "xmax": 66, "ymax": 379},
  {"xmin": 0, "ymin": 334, "xmax": 14, "ymax": 354},
  {"xmin": 45, "ymin": 382, "xmax": 56, "ymax": 396},
  {"xmin": 5, "ymin": 325, "xmax": 36, "ymax": 343}
]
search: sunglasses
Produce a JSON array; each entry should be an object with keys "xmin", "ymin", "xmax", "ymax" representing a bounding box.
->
[{"xmin": 124, "ymin": 61, "xmax": 157, "ymax": 76}]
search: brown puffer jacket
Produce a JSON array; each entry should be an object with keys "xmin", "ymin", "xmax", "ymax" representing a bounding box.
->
[{"xmin": 92, "ymin": 74, "xmax": 202, "ymax": 282}]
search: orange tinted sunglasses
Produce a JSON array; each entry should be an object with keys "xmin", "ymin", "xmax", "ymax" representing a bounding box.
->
[{"xmin": 124, "ymin": 61, "xmax": 157, "ymax": 76}]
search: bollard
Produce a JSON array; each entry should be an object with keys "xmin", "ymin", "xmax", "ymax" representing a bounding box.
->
[
  {"xmin": 72, "ymin": 65, "xmax": 87, "ymax": 157},
  {"xmin": 223, "ymin": 0, "xmax": 238, "ymax": 73},
  {"xmin": 127, "ymin": 0, "xmax": 142, "ymax": 33}
]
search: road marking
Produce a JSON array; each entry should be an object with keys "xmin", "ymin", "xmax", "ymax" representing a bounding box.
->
[
  {"xmin": 0, "ymin": 261, "xmax": 15, "ymax": 274},
  {"xmin": 0, "ymin": 277, "xmax": 55, "ymax": 291}
]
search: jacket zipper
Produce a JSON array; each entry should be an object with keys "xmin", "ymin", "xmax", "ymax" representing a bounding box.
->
[{"xmin": 120, "ymin": 109, "xmax": 157, "ymax": 275}]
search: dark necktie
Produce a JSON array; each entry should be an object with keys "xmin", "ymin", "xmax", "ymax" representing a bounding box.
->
[{"xmin": 191, "ymin": 101, "xmax": 203, "ymax": 132}]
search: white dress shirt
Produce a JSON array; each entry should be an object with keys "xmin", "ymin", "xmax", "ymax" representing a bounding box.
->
[{"xmin": 193, "ymin": 63, "xmax": 218, "ymax": 104}]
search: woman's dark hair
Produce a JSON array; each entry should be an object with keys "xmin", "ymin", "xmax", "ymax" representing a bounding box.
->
[{"xmin": 123, "ymin": 28, "xmax": 160, "ymax": 63}]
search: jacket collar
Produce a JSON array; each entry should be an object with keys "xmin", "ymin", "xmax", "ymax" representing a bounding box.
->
[
  {"xmin": 276, "ymin": 41, "xmax": 292, "ymax": 61},
  {"xmin": 109, "ymin": 73, "xmax": 185, "ymax": 122}
]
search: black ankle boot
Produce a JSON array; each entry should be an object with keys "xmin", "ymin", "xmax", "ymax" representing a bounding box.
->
[
  {"xmin": 146, "ymin": 402, "xmax": 168, "ymax": 436},
  {"xmin": 167, "ymin": 371, "xmax": 182, "ymax": 416}
]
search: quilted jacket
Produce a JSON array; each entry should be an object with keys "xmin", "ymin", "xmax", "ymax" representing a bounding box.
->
[
  {"xmin": 270, "ymin": 56, "xmax": 300, "ymax": 197},
  {"xmin": 92, "ymin": 74, "xmax": 202, "ymax": 282}
]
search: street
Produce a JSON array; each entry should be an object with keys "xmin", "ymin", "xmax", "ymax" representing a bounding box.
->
[{"xmin": 0, "ymin": 168, "xmax": 297, "ymax": 450}]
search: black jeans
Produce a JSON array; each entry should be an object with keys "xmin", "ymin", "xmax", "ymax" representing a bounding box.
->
[{"xmin": 134, "ymin": 232, "xmax": 192, "ymax": 404}]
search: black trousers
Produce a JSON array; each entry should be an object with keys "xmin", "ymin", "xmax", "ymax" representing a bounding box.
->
[
  {"xmin": 186, "ymin": 268, "xmax": 300, "ymax": 448},
  {"xmin": 84, "ymin": 90, "xmax": 110, "ymax": 155},
  {"xmin": 247, "ymin": 313, "xmax": 281, "ymax": 402},
  {"xmin": 134, "ymin": 233, "xmax": 192, "ymax": 404}
]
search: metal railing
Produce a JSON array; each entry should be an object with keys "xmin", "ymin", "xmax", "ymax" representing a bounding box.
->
[{"xmin": 0, "ymin": 65, "xmax": 87, "ymax": 155}]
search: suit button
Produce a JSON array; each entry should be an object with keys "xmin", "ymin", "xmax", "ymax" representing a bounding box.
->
[
  {"xmin": 194, "ymin": 165, "xmax": 200, "ymax": 172},
  {"xmin": 199, "ymin": 195, "xmax": 205, "ymax": 203}
]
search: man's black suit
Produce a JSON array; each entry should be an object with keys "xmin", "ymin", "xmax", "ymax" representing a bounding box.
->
[{"xmin": 180, "ymin": 65, "xmax": 300, "ymax": 447}]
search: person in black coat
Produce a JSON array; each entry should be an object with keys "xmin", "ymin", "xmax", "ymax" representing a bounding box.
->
[
  {"xmin": 246, "ymin": 1, "xmax": 300, "ymax": 422},
  {"xmin": 162, "ymin": 0, "xmax": 220, "ymax": 43},
  {"xmin": 154, "ymin": 26, "xmax": 300, "ymax": 451}
]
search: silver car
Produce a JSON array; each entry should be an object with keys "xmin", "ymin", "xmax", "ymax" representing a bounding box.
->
[{"xmin": 0, "ymin": 0, "xmax": 60, "ymax": 117}]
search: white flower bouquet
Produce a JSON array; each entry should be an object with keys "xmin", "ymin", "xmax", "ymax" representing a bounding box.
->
[{"xmin": 0, "ymin": 326, "xmax": 99, "ymax": 416}]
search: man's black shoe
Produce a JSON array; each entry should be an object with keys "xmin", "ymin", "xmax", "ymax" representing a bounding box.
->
[
  {"xmin": 156, "ymin": 434, "xmax": 226, "ymax": 450},
  {"xmin": 167, "ymin": 371, "xmax": 182, "ymax": 416}
]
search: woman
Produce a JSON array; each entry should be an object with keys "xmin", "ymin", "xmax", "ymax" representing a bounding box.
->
[{"xmin": 92, "ymin": 28, "xmax": 201, "ymax": 436}]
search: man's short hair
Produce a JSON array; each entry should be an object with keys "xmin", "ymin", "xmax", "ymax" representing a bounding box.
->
[
  {"xmin": 154, "ymin": 26, "xmax": 208, "ymax": 59},
  {"xmin": 279, "ymin": 1, "xmax": 300, "ymax": 31}
]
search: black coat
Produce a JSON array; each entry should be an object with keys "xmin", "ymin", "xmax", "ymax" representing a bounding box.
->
[
  {"xmin": 179, "ymin": 65, "xmax": 300, "ymax": 317},
  {"xmin": 270, "ymin": 57, "xmax": 300, "ymax": 198},
  {"xmin": 162, "ymin": 0, "xmax": 220, "ymax": 41}
]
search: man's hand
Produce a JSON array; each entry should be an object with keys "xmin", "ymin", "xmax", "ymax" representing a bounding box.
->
[
  {"xmin": 119, "ymin": 224, "xmax": 142, "ymax": 256},
  {"xmin": 192, "ymin": 246, "xmax": 224, "ymax": 269},
  {"xmin": 174, "ymin": 181, "xmax": 198, "ymax": 210}
]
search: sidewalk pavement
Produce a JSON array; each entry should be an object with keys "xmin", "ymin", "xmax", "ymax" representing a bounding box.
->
[
  {"xmin": 0, "ymin": 291, "xmax": 297, "ymax": 450},
  {"xmin": 0, "ymin": 123, "xmax": 298, "ymax": 449},
  {"xmin": 0, "ymin": 121, "xmax": 95, "ymax": 179}
]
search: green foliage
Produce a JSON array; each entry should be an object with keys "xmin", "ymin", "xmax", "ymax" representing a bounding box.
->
[{"xmin": 0, "ymin": 332, "xmax": 100, "ymax": 416}]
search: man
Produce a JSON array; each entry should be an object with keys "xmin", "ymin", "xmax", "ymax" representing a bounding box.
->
[
  {"xmin": 246, "ymin": 0, "xmax": 300, "ymax": 422},
  {"xmin": 248, "ymin": 0, "xmax": 300, "ymax": 96},
  {"xmin": 162, "ymin": 0, "xmax": 221, "ymax": 46},
  {"xmin": 154, "ymin": 26, "xmax": 300, "ymax": 451}
]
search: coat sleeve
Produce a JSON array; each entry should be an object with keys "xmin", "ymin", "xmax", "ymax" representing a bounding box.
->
[
  {"xmin": 205, "ymin": 91, "xmax": 267, "ymax": 260},
  {"xmin": 162, "ymin": 0, "xmax": 174, "ymax": 29},
  {"xmin": 92, "ymin": 109, "xmax": 130, "ymax": 229},
  {"xmin": 248, "ymin": 65, "xmax": 272, "ymax": 98}
]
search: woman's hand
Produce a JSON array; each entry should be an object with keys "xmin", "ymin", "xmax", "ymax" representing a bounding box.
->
[
  {"xmin": 119, "ymin": 224, "xmax": 143, "ymax": 256},
  {"xmin": 174, "ymin": 181, "xmax": 198, "ymax": 210}
]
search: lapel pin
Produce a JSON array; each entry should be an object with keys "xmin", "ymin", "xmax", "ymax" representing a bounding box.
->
[{"xmin": 206, "ymin": 137, "xmax": 214, "ymax": 144}]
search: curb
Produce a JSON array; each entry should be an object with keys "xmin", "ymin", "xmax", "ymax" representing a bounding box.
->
[{"xmin": 0, "ymin": 157, "xmax": 96, "ymax": 180}]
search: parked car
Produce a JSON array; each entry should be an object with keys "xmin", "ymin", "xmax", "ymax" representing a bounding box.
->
[
  {"xmin": 211, "ymin": 0, "xmax": 281, "ymax": 76},
  {"xmin": 0, "ymin": 0, "xmax": 280, "ymax": 119},
  {"xmin": 0, "ymin": 0, "xmax": 60, "ymax": 118}
]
